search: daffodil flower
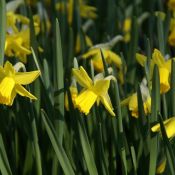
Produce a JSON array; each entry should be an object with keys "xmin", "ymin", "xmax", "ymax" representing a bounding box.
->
[
  {"xmin": 72, "ymin": 66, "xmax": 115, "ymax": 116},
  {"xmin": 0, "ymin": 61, "xmax": 40, "ymax": 106},
  {"xmin": 81, "ymin": 48, "xmax": 124, "ymax": 83},
  {"xmin": 136, "ymin": 49, "xmax": 172, "ymax": 93},
  {"xmin": 5, "ymin": 12, "xmax": 40, "ymax": 62},
  {"xmin": 121, "ymin": 78, "xmax": 151, "ymax": 118},
  {"xmin": 151, "ymin": 117, "xmax": 175, "ymax": 139}
]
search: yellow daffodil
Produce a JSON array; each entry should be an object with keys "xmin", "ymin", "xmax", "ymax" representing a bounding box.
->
[
  {"xmin": 56, "ymin": 0, "xmax": 97, "ymax": 25},
  {"xmin": 0, "ymin": 61, "xmax": 40, "ymax": 106},
  {"xmin": 65, "ymin": 86, "xmax": 78, "ymax": 111},
  {"xmin": 151, "ymin": 117, "xmax": 175, "ymax": 139},
  {"xmin": 5, "ymin": 12, "xmax": 40, "ymax": 62},
  {"xmin": 121, "ymin": 78, "xmax": 151, "ymax": 118},
  {"xmin": 136, "ymin": 49, "xmax": 172, "ymax": 93},
  {"xmin": 72, "ymin": 66, "xmax": 115, "ymax": 116},
  {"xmin": 168, "ymin": 0, "xmax": 175, "ymax": 11},
  {"xmin": 156, "ymin": 159, "xmax": 166, "ymax": 174},
  {"xmin": 123, "ymin": 18, "xmax": 131, "ymax": 42},
  {"xmin": 121, "ymin": 93, "xmax": 151, "ymax": 118},
  {"xmin": 82, "ymin": 48, "xmax": 124, "ymax": 82}
]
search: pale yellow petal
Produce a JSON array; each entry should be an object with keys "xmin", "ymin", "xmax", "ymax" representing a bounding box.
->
[
  {"xmin": 92, "ymin": 79, "xmax": 110, "ymax": 96},
  {"xmin": 100, "ymin": 94, "xmax": 115, "ymax": 116},
  {"xmin": 72, "ymin": 66, "xmax": 93, "ymax": 88},
  {"xmin": 152, "ymin": 49, "xmax": 165, "ymax": 67},
  {"xmin": 107, "ymin": 51, "xmax": 122, "ymax": 68},
  {"xmin": 4, "ymin": 61, "xmax": 15, "ymax": 75},
  {"xmin": 151, "ymin": 117, "xmax": 175, "ymax": 139},
  {"xmin": 120, "ymin": 96, "xmax": 132, "ymax": 106},
  {"xmin": 15, "ymin": 71, "xmax": 40, "ymax": 85},
  {"xmin": 136, "ymin": 53, "xmax": 147, "ymax": 67},
  {"xmin": 15, "ymin": 84, "xmax": 37, "ymax": 100},
  {"xmin": 82, "ymin": 48, "xmax": 99, "ymax": 59}
]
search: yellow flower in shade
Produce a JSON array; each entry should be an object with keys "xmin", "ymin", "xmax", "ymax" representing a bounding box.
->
[
  {"xmin": 136, "ymin": 49, "xmax": 172, "ymax": 93},
  {"xmin": 65, "ymin": 86, "xmax": 78, "ymax": 111},
  {"xmin": 0, "ymin": 61, "xmax": 40, "ymax": 105},
  {"xmin": 123, "ymin": 18, "xmax": 131, "ymax": 42},
  {"xmin": 151, "ymin": 117, "xmax": 175, "ymax": 139},
  {"xmin": 72, "ymin": 66, "xmax": 115, "ymax": 116},
  {"xmin": 168, "ymin": 0, "xmax": 175, "ymax": 11},
  {"xmin": 75, "ymin": 34, "xmax": 93, "ymax": 53},
  {"xmin": 121, "ymin": 78, "xmax": 151, "ymax": 118},
  {"xmin": 121, "ymin": 93, "xmax": 151, "ymax": 118},
  {"xmin": 56, "ymin": 0, "xmax": 97, "ymax": 25},
  {"xmin": 82, "ymin": 48, "xmax": 124, "ymax": 83},
  {"xmin": 156, "ymin": 159, "xmax": 166, "ymax": 174},
  {"xmin": 5, "ymin": 12, "xmax": 40, "ymax": 62}
]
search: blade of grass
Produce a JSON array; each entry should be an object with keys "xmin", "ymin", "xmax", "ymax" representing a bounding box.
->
[
  {"xmin": 41, "ymin": 109, "xmax": 75, "ymax": 175},
  {"xmin": 0, "ymin": 0, "xmax": 6, "ymax": 65},
  {"xmin": 149, "ymin": 65, "xmax": 160, "ymax": 175},
  {"xmin": 0, "ymin": 134, "xmax": 12, "ymax": 175},
  {"xmin": 54, "ymin": 19, "xmax": 65, "ymax": 143}
]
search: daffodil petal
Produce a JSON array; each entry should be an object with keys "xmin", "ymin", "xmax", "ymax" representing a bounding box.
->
[
  {"xmin": 159, "ymin": 67, "xmax": 170, "ymax": 93},
  {"xmin": 15, "ymin": 84, "xmax": 37, "ymax": 100},
  {"xmin": 100, "ymin": 95, "xmax": 115, "ymax": 116},
  {"xmin": 107, "ymin": 51, "xmax": 122, "ymax": 68},
  {"xmin": 72, "ymin": 66, "xmax": 92, "ymax": 88},
  {"xmin": 15, "ymin": 71, "xmax": 40, "ymax": 85},
  {"xmin": 4, "ymin": 61, "xmax": 15, "ymax": 75},
  {"xmin": 152, "ymin": 49, "xmax": 165, "ymax": 67},
  {"xmin": 92, "ymin": 79, "xmax": 110, "ymax": 95},
  {"xmin": 151, "ymin": 117, "xmax": 175, "ymax": 139},
  {"xmin": 136, "ymin": 53, "xmax": 147, "ymax": 67}
]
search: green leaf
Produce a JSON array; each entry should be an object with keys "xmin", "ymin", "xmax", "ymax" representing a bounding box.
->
[
  {"xmin": 54, "ymin": 19, "xmax": 65, "ymax": 143},
  {"xmin": 0, "ymin": 134, "xmax": 12, "ymax": 175},
  {"xmin": 149, "ymin": 65, "xmax": 160, "ymax": 175},
  {"xmin": 41, "ymin": 109, "xmax": 75, "ymax": 175},
  {"xmin": 0, "ymin": 0, "xmax": 6, "ymax": 65},
  {"xmin": 77, "ymin": 114, "xmax": 98, "ymax": 175}
]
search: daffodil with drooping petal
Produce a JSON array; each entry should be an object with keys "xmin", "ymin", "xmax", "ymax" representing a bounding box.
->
[
  {"xmin": 151, "ymin": 117, "xmax": 175, "ymax": 139},
  {"xmin": 5, "ymin": 12, "xmax": 40, "ymax": 62},
  {"xmin": 82, "ymin": 48, "xmax": 124, "ymax": 83},
  {"xmin": 72, "ymin": 66, "xmax": 115, "ymax": 116},
  {"xmin": 136, "ymin": 49, "xmax": 172, "ymax": 93},
  {"xmin": 0, "ymin": 61, "xmax": 40, "ymax": 106}
]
